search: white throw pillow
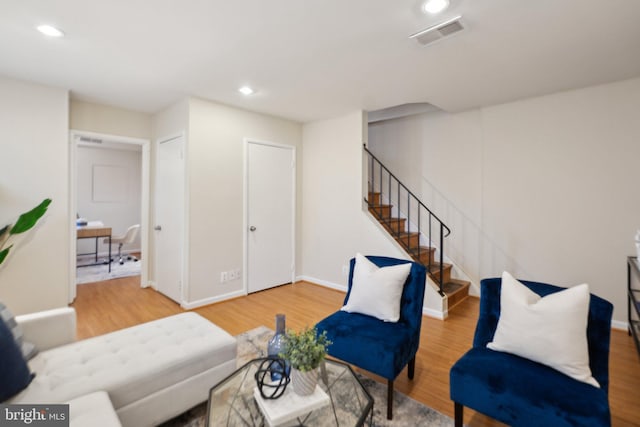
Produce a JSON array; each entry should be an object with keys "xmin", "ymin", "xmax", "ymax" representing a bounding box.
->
[
  {"xmin": 341, "ymin": 253, "xmax": 411, "ymax": 322},
  {"xmin": 487, "ymin": 271, "xmax": 599, "ymax": 387}
]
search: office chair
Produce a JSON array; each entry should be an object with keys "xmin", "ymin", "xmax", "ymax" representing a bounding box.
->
[{"xmin": 104, "ymin": 224, "xmax": 140, "ymax": 265}]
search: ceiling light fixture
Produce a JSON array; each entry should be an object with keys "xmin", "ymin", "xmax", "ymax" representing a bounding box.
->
[
  {"xmin": 422, "ymin": 0, "xmax": 450, "ymax": 14},
  {"xmin": 238, "ymin": 86, "xmax": 255, "ymax": 96},
  {"xmin": 37, "ymin": 25, "xmax": 65, "ymax": 37}
]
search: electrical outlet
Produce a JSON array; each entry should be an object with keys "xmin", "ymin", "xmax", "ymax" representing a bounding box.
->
[
  {"xmin": 229, "ymin": 270, "xmax": 237, "ymax": 280},
  {"xmin": 220, "ymin": 272, "xmax": 228, "ymax": 283}
]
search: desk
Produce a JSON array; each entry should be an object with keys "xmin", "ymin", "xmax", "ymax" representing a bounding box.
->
[{"xmin": 77, "ymin": 222, "xmax": 112, "ymax": 272}]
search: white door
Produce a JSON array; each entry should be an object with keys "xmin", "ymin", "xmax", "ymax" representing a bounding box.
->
[
  {"xmin": 247, "ymin": 141, "xmax": 295, "ymax": 293},
  {"xmin": 155, "ymin": 135, "xmax": 185, "ymax": 303}
]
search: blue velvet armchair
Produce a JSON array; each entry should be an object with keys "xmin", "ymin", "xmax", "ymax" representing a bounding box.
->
[
  {"xmin": 315, "ymin": 256, "xmax": 427, "ymax": 420},
  {"xmin": 450, "ymin": 277, "xmax": 613, "ymax": 427}
]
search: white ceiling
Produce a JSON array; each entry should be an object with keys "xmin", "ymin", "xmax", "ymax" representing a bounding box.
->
[{"xmin": 1, "ymin": 0, "xmax": 640, "ymax": 123}]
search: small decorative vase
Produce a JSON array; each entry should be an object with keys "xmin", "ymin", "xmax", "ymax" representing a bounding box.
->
[
  {"xmin": 291, "ymin": 367, "xmax": 318, "ymax": 396},
  {"xmin": 267, "ymin": 314, "xmax": 289, "ymax": 381}
]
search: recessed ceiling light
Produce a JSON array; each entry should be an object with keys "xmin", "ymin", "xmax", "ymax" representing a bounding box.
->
[
  {"xmin": 238, "ymin": 86, "xmax": 255, "ymax": 96},
  {"xmin": 37, "ymin": 25, "xmax": 65, "ymax": 37},
  {"xmin": 423, "ymin": 0, "xmax": 450, "ymax": 14}
]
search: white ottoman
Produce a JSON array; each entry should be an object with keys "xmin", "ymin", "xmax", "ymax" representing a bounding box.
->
[
  {"xmin": 11, "ymin": 312, "xmax": 237, "ymax": 427},
  {"xmin": 67, "ymin": 391, "xmax": 121, "ymax": 427}
]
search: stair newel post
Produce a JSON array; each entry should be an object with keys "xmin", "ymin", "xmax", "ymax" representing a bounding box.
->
[
  {"xmin": 417, "ymin": 206, "xmax": 421, "ymax": 260},
  {"xmin": 407, "ymin": 193, "xmax": 410, "ymax": 249},
  {"xmin": 439, "ymin": 223, "xmax": 444, "ymax": 295},
  {"xmin": 370, "ymin": 153, "xmax": 373, "ymax": 193},
  {"xmin": 428, "ymin": 213, "xmax": 433, "ymax": 271},
  {"xmin": 397, "ymin": 181, "xmax": 401, "ymax": 238},
  {"xmin": 388, "ymin": 168, "xmax": 391, "ymax": 222},
  {"xmin": 379, "ymin": 161, "xmax": 383, "ymax": 218}
]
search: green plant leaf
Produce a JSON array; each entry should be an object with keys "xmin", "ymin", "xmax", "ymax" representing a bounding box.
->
[
  {"xmin": 0, "ymin": 246, "xmax": 12, "ymax": 265},
  {"xmin": 10, "ymin": 199, "xmax": 52, "ymax": 235},
  {"xmin": 279, "ymin": 326, "xmax": 331, "ymax": 372}
]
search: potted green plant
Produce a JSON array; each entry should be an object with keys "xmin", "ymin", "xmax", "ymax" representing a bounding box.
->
[
  {"xmin": 0, "ymin": 199, "xmax": 51, "ymax": 265},
  {"xmin": 279, "ymin": 326, "xmax": 331, "ymax": 396}
]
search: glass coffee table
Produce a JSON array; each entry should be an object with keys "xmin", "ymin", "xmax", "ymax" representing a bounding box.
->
[{"xmin": 207, "ymin": 358, "xmax": 373, "ymax": 426}]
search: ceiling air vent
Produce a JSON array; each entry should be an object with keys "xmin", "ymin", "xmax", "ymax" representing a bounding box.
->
[{"xmin": 409, "ymin": 15, "xmax": 464, "ymax": 46}]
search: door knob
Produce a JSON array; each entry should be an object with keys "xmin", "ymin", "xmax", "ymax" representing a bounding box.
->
[
  {"xmin": 249, "ymin": 226, "xmax": 256, "ymax": 232},
  {"xmin": 154, "ymin": 225, "xmax": 162, "ymax": 231}
]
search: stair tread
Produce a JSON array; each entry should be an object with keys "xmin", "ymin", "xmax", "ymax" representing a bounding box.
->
[
  {"xmin": 428, "ymin": 262, "xmax": 452, "ymax": 269},
  {"xmin": 409, "ymin": 246, "xmax": 435, "ymax": 253},
  {"xmin": 381, "ymin": 217, "xmax": 405, "ymax": 223},
  {"xmin": 368, "ymin": 204, "xmax": 393, "ymax": 219},
  {"xmin": 442, "ymin": 279, "xmax": 470, "ymax": 296},
  {"xmin": 397, "ymin": 231, "xmax": 420, "ymax": 237}
]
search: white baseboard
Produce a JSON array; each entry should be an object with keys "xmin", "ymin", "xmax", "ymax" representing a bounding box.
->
[
  {"xmin": 423, "ymin": 307, "xmax": 446, "ymax": 320},
  {"xmin": 183, "ymin": 287, "xmax": 628, "ymax": 331},
  {"xmin": 296, "ymin": 275, "xmax": 347, "ymax": 293},
  {"xmin": 611, "ymin": 319, "xmax": 628, "ymax": 331},
  {"xmin": 180, "ymin": 290, "xmax": 246, "ymax": 310}
]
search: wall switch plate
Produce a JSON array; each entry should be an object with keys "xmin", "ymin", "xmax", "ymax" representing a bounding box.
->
[{"xmin": 220, "ymin": 272, "xmax": 228, "ymax": 283}]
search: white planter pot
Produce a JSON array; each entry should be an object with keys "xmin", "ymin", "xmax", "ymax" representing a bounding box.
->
[{"xmin": 291, "ymin": 367, "xmax": 318, "ymax": 396}]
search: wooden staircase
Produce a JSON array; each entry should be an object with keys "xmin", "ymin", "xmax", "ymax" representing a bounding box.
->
[{"xmin": 367, "ymin": 191, "xmax": 470, "ymax": 314}]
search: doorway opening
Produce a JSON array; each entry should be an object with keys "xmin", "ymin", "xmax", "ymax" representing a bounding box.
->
[{"xmin": 69, "ymin": 130, "xmax": 151, "ymax": 303}]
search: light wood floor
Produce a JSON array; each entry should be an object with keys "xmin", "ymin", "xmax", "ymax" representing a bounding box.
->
[{"xmin": 72, "ymin": 277, "xmax": 640, "ymax": 427}]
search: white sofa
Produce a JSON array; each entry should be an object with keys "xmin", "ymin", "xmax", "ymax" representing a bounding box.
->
[{"xmin": 8, "ymin": 308, "xmax": 237, "ymax": 427}]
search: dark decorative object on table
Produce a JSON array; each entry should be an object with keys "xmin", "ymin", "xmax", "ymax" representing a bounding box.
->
[
  {"xmin": 267, "ymin": 313, "xmax": 290, "ymax": 381},
  {"xmin": 254, "ymin": 357, "xmax": 290, "ymax": 399}
]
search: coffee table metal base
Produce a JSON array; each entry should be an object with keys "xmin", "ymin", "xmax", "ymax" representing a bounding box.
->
[{"xmin": 207, "ymin": 358, "xmax": 373, "ymax": 426}]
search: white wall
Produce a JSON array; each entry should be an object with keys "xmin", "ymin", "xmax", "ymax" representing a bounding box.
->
[
  {"xmin": 300, "ymin": 111, "xmax": 406, "ymax": 289},
  {"xmin": 369, "ymin": 76, "xmax": 640, "ymax": 324},
  {"xmin": 0, "ymin": 76, "xmax": 69, "ymax": 314},
  {"xmin": 76, "ymin": 145, "xmax": 142, "ymax": 256},
  {"xmin": 70, "ymin": 100, "xmax": 152, "ymax": 140},
  {"xmin": 161, "ymin": 97, "xmax": 303, "ymax": 306}
]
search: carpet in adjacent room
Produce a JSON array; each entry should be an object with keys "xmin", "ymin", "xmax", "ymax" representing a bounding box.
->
[{"xmin": 76, "ymin": 255, "xmax": 141, "ymax": 284}]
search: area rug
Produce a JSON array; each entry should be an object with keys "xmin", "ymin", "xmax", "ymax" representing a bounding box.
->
[
  {"xmin": 76, "ymin": 255, "xmax": 141, "ymax": 284},
  {"xmin": 161, "ymin": 326, "xmax": 454, "ymax": 427}
]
